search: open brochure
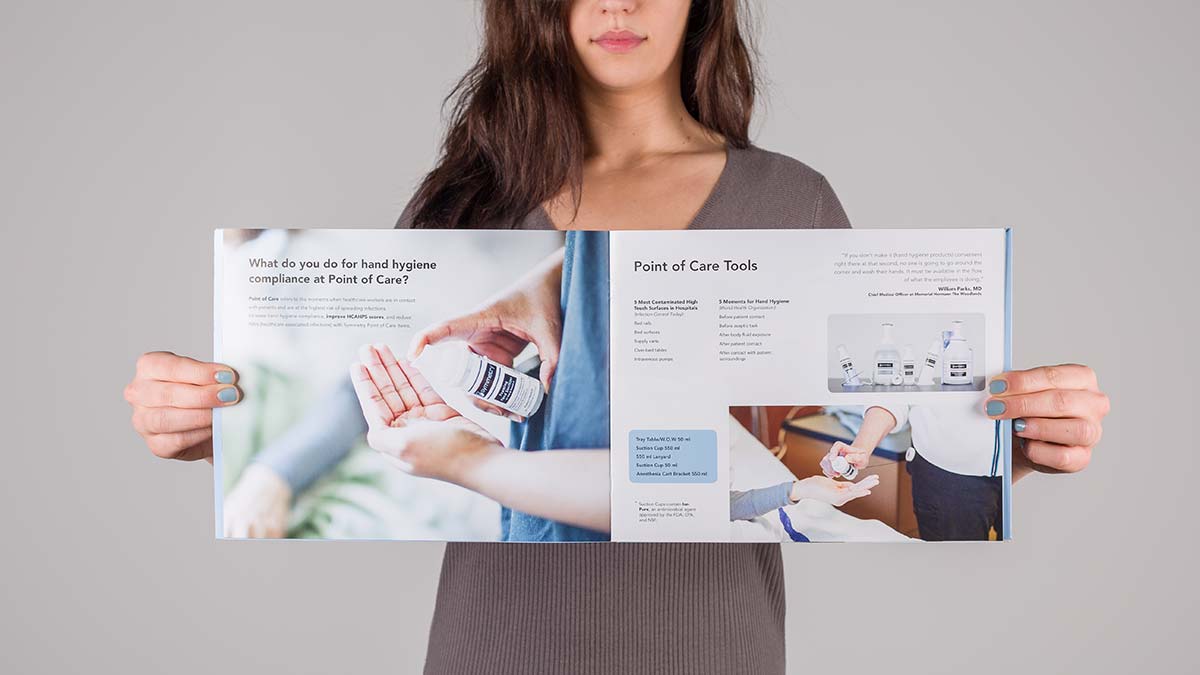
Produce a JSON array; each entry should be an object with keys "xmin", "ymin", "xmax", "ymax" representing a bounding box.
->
[{"xmin": 214, "ymin": 228, "xmax": 1012, "ymax": 543}]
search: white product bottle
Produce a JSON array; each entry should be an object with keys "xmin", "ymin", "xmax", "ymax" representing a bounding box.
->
[
  {"xmin": 873, "ymin": 322, "xmax": 903, "ymax": 386},
  {"xmin": 901, "ymin": 345, "xmax": 916, "ymax": 385},
  {"xmin": 941, "ymin": 320, "xmax": 975, "ymax": 386},
  {"xmin": 413, "ymin": 341, "xmax": 544, "ymax": 418},
  {"xmin": 836, "ymin": 344, "xmax": 863, "ymax": 386},
  {"xmin": 831, "ymin": 456, "xmax": 859, "ymax": 480},
  {"xmin": 917, "ymin": 337, "xmax": 941, "ymax": 386}
]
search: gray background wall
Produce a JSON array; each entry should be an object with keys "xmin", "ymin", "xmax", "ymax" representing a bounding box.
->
[{"xmin": 2, "ymin": 1, "xmax": 1196, "ymax": 673}]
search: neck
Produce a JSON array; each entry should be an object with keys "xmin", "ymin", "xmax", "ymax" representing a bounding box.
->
[{"xmin": 577, "ymin": 75, "xmax": 719, "ymax": 170}]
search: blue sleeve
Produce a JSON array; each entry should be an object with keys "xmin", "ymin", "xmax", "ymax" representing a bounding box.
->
[
  {"xmin": 251, "ymin": 378, "xmax": 368, "ymax": 494},
  {"xmin": 729, "ymin": 482, "xmax": 795, "ymax": 521}
]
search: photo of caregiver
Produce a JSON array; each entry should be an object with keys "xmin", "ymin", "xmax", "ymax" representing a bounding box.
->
[
  {"xmin": 821, "ymin": 401, "xmax": 997, "ymax": 541},
  {"xmin": 730, "ymin": 405, "xmax": 918, "ymax": 541},
  {"xmin": 827, "ymin": 313, "xmax": 986, "ymax": 392}
]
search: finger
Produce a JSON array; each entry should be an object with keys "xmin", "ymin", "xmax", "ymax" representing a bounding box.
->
[
  {"xmin": 145, "ymin": 429, "xmax": 214, "ymax": 460},
  {"xmin": 349, "ymin": 363, "xmax": 392, "ymax": 429},
  {"xmin": 470, "ymin": 398, "xmax": 524, "ymax": 422},
  {"xmin": 408, "ymin": 314, "xmax": 488, "ymax": 360},
  {"xmin": 136, "ymin": 351, "xmax": 237, "ymax": 386},
  {"xmin": 128, "ymin": 380, "xmax": 240, "ymax": 408},
  {"xmin": 1014, "ymin": 417, "xmax": 1103, "ymax": 448},
  {"xmin": 819, "ymin": 455, "xmax": 836, "ymax": 478},
  {"xmin": 856, "ymin": 475, "xmax": 881, "ymax": 489},
  {"xmin": 990, "ymin": 364, "xmax": 1099, "ymax": 396},
  {"xmin": 358, "ymin": 344, "xmax": 408, "ymax": 416},
  {"xmin": 1021, "ymin": 440, "xmax": 1093, "ymax": 473},
  {"xmin": 529, "ymin": 319, "xmax": 561, "ymax": 393},
  {"xmin": 467, "ymin": 342, "xmax": 517, "ymax": 366},
  {"xmin": 986, "ymin": 389, "xmax": 1109, "ymax": 421},
  {"xmin": 375, "ymin": 344, "xmax": 422, "ymax": 409},
  {"xmin": 473, "ymin": 333, "xmax": 527, "ymax": 362},
  {"xmin": 397, "ymin": 358, "xmax": 448, "ymax": 407},
  {"xmin": 132, "ymin": 407, "xmax": 213, "ymax": 435}
]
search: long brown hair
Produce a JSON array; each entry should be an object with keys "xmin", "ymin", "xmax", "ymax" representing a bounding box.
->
[{"xmin": 410, "ymin": 0, "xmax": 757, "ymax": 229}]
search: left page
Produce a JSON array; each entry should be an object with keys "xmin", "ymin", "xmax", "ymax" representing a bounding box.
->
[{"xmin": 213, "ymin": 228, "xmax": 565, "ymax": 540}]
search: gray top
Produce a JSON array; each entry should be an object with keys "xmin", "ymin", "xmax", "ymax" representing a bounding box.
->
[
  {"xmin": 248, "ymin": 145, "xmax": 850, "ymax": 673},
  {"xmin": 423, "ymin": 145, "xmax": 850, "ymax": 675}
]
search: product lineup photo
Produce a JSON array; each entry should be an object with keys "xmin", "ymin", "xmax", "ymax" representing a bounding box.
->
[
  {"xmin": 214, "ymin": 228, "xmax": 1012, "ymax": 543},
  {"xmin": 827, "ymin": 314, "xmax": 986, "ymax": 392}
]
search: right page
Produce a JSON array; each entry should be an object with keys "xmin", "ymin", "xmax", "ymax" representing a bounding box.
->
[{"xmin": 608, "ymin": 228, "xmax": 1011, "ymax": 543}]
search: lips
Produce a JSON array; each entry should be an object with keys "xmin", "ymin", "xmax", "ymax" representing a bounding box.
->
[{"xmin": 592, "ymin": 29, "xmax": 646, "ymax": 53}]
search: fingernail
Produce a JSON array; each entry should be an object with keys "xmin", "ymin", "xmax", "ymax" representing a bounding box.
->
[
  {"xmin": 215, "ymin": 370, "xmax": 235, "ymax": 384},
  {"xmin": 1014, "ymin": 418, "xmax": 1027, "ymax": 433},
  {"xmin": 217, "ymin": 387, "xmax": 239, "ymax": 403},
  {"xmin": 986, "ymin": 400, "xmax": 1006, "ymax": 416},
  {"xmin": 989, "ymin": 379, "xmax": 1007, "ymax": 394}
]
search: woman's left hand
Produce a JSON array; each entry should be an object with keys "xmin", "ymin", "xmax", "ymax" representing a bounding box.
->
[{"xmin": 985, "ymin": 364, "xmax": 1110, "ymax": 478}]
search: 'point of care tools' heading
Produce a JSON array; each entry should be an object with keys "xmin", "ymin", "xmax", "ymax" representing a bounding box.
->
[{"xmin": 634, "ymin": 259, "xmax": 759, "ymax": 272}]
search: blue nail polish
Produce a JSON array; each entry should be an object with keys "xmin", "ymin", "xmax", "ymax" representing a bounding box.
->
[
  {"xmin": 989, "ymin": 380, "xmax": 1007, "ymax": 394},
  {"xmin": 986, "ymin": 400, "xmax": 1006, "ymax": 416},
  {"xmin": 1014, "ymin": 418, "xmax": 1027, "ymax": 432},
  {"xmin": 215, "ymin": 370, "xmax": 234, "ymax": 384},
  {"xmin": 217, "ymin": 387, "xmax": 238, "ymax": 403}
]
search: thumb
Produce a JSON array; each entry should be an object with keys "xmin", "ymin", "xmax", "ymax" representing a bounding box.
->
[{"xmin": 528, "ymin": 319, "xmax": 561, "ymax": 394}]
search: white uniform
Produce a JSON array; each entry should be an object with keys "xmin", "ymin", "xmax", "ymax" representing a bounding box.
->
[{"xmin": 873, "ymin": 399, "xmax": 1002, "ymax": 478}]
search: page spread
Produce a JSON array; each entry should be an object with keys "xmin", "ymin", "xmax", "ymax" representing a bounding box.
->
[{"xmin": 214, "ymin": 228, "xmax": 1011, "ymax": 542}]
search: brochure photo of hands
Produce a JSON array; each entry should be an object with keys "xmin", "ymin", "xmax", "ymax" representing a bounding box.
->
[
  {"xmin": 730, "ymin": 403, "xmax": 1004, "ymax": 542},
  {"xmin": 215, "ymin": 228, "xmax": 594, "ymax": 541}
]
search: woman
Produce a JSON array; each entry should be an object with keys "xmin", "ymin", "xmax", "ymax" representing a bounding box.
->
[{"xmin": 124, "ymin": 1, "xmax": 1111, "ymax": 672}]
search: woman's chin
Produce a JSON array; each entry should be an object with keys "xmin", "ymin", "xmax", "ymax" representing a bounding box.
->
[{"xmin": 580, "ymin": 65, "xmax": 672, "ymax": 93}]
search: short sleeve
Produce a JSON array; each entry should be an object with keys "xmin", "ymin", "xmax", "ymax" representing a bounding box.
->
[{"xmin": 814, "ymin": 176, "xmax": 852, "ymax": 230}]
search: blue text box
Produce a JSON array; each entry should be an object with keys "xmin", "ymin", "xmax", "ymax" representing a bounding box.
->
[{"xmin": 629, "ymin": 429, "xmax": 717, "ymax": 484}]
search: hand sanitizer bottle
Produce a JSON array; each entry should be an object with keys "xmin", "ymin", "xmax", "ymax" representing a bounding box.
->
[
  {"xmin": 413, "ymin": 341, "xmax": 544, "ymax": 418},
  {"xmin": 901, "ymin": 345, "xmax": 916, "ymax": 385},
  {"xmin": 836, "ymin": 344, "xmax": 863, "ymax": 386},
  {"xmin": 941, "ymin": 320, "xmax": 974, "ymax": 386},
  {"xmin": 831, "ymin": 455, "xmax": 859, "ymax": 480},
  {"xmin": 917, "ymin": 338, "xmax": 941, "ymax": 386},
  {"xmin": 873, "ymin": 322, "xmax": 903, "ymax": 386}
]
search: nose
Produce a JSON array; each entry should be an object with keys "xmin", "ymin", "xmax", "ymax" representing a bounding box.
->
[{"xmin": 599, "ymin": 0, "xmax": 637, "ymax": 15}]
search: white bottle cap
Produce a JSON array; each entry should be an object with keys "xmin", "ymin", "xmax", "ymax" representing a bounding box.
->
[
  {"xmin": 948, "ymin": 320, "xmax": 965, "ymax": 339},
  {"xmin": 836, "ymin": 344, "xmax": 852, "ymax": 360},
  {"xmin": 832, "ymin": 456, "xmax": 857, "ymax": 478},
  {"xmin": 412, "ymin": 341, "xmax": 473, "ymax": 389}
]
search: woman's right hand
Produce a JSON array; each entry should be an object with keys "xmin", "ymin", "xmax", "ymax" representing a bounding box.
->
[{"xmin": 124, "ymin": 351, "xmax": 242, "ymax": 462}]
